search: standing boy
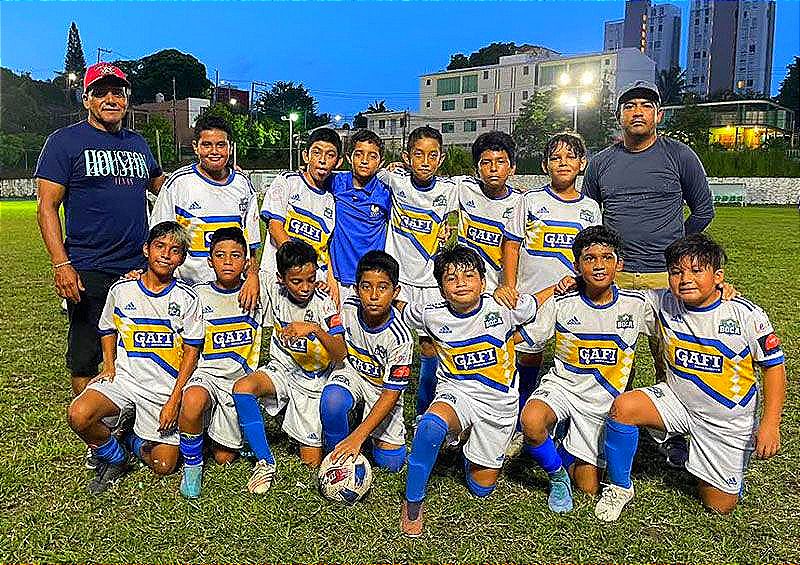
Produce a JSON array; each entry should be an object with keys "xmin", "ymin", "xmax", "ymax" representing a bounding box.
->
[
  {"xmin": 595, "ymin": 233, "xmax": 785, "ymax": 521},
  {"xmin": 320, "ymin": 251, "xmax": 415, "ymax": 474},
  {"xmin": 67, "ymin": 222, "xmax": 204, "ymax": 493},
  {"xmin": 177, "ymin": 227, "xmax": 267, "ymax": 498},
  {"xmin": 378, "ymin": 126, "xmax": 459, "ymax": 417},
  {"xmin": 150, "ymin": 115, "xmax": 261, "ymax": 310},
  {"xmin": 232, "ymin": 240, "xmax": 346, "ymax": 494}
]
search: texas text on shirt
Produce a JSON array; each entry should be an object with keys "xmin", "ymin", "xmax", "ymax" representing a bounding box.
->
[
  {"xmin": 455, "ymin": 176, "xmax": 522, "ymax": 291},
  {"xmin": 258, "ymin": 171, "xmax": 336, "ymax": 282},
  {"xmin": 402, "ymin": 293, "xmax": 539, "ymax": 411},
  {"xmin": 150, "ymin": 164, "xmax": 261, "ymax": 284},
  {"xmin": 378, "ymin": 168, "xmax": 459, "ymax": 289},
  {"xmin": 507, "ymin": 186, "xmax": 602, "ymax": 293}
]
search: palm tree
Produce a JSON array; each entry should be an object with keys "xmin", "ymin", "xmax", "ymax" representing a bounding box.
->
[
  {"xmin": 657, "ymin": 66, "xmax": 686, "ymax": 106},
  {"xmin": 367, "ymin": 100, "xmax": 389, "ymax": 113}
]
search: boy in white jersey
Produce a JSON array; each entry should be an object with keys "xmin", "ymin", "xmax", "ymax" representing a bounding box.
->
[
  {"xmin": 67, "ymin": 222, "xmax": 205, "ymax": 494},
  {"xmin": 595, "ymin": 233, "xmax": 786, "ymax": 521},
  {"xmin": 177, "ymin": 227, "xmax": 266, "ymax": 498},
  {"xmin": 259, "ymin": 127, "xmax": 341, "ymax": 290},
  {"xmin": 497, "ymin": 133, "xmax": 601, "ymax": 453},
  {"xmin": 518, "ymin": 226, "xmax": 653, "ymax": 513},
  {"xmin": 232, "ymin": 240, "xmax": 346, "ymax": 494},
  {"xmin": 455, "ymin": 131, "xmax": 523, "ymax": 292},
  {"xmin": 398, "ymin": 246, "xmax": 555, "ymax": 536},
  {"xmin": 320, "ymin": 251, "xmax": 414, "ymax": 475},
  {"xmin": 150, "ymin": 116, "xmax": 261, "ymax": 311},
  {"xmin": 378, "ymin": 126, "xmax": 459, "ymax": 418}
]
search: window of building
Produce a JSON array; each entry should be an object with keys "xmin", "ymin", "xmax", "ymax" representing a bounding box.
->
[
  {"xmin": 481, "ymin": 119, "xmax": 487, "ymax": 128},
  {"xmin": 747, "ymin": 79, "xmax": 753, "ymax": 86},
  {"xmin": 702, "ymin": 50, "xmax": 707, "ymax": 57},
  {"xmin": 436, "ymin": 77, "xmax": 461, "ymax": 96},
  {"xmin": 482, "ymin": 94, "xmax": 488, "ymax": 103},
  {"xmin": 523, "ymin": 66, "xmax": 529, "ymax": 75},
  {"xmin": 464, "ymin": 97, "xmax": 478, "ymax": 109},
  {"xmin": 749, "ymin": 44, "xmax": 756, "ymax": 53},
  {"xmin": 655, "ymin": 40, "xmax": 661, "ymax": 48},
  {"xmin": 464, "ymin": 120, "xmax": 477, "ymax": 132},
  {"xmin": 483, "ymin": 70, "xmax": 489, "ymax": 79},
  {"xmin": 426, "ymin": 79, "xmax": 431, "ymax": 86},
  {"xmin": 426, "ymin": 101, "xmax": 431, "ymax": 108},
  {"xmin": 605, "ymin": 58, "xmax": 611, "ymax": 65},
  {"xmin": 441, "ymin": 122, "xmax": 455, "ymax": 133},
  {"xmin": 694, "ymin": 51, "xmax": 701, "ymax": 59},
  {"xmin": 522, "ymin": 90, "xmax": 528, "ymax": 100},
  {"xmin": 658, "ymin": 24, "xmax": 663, "ymax": 31},
  {"xmin": 442, "ymin": 99, "xmax": 456, "ymax": 111},
  {"xmin": 400, "ymin": 118, "xmax": 406, "ymax": 127},
  {"xmin": 462, "ymin": 74, "xmax": 478, "ymax": 93},
  {"xmin": 378, "ymin": 120, "xmax": 386, "ymax": 129}
]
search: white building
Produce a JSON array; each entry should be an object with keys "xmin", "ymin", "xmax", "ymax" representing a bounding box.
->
[
  {"xmin": 733, "ymin": 0, "xmax": 776, "ymax": 96},
  {"xmin": 604, "ymin": 20, "xmax": 625, "ymax": 52},
  {"xmin": 646, "ymin": 3, "xmax": 682, "ymax": 73}
]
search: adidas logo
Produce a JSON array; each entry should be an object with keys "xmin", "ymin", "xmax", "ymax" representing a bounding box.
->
[
  {"xmin": 123, "ymin": 302, "xmax": 136, "ymax": 311},
  {"xmin": 465, "ymin": 199, "xmax": 475, "ymax": 208},
  {"xmin": 566, "ymin": 316, "xmax": 581, "ymax": 325},
  {"xmin": 188, "ymin": 201, "xmax": 201, "ymax": 210},
  {"xmin": 307, "ymin": 432, "xmax": 319, "ymax": 440},
  {"xmin": 202, "ymin": 305, "xmax": 213, "ymax": 314},
  {"xmin": 536, "ymin": 206, "xmax": 550, "ymax": 215},
  {"xmin": 439, "ymin": 325, "xmax": 452, "ymax": 334}
]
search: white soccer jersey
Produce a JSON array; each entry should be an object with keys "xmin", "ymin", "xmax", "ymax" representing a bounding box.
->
[
  {"xmin": 455, "ymin": 176, "xmax": 522, "ymax": 290},
  {"xmin": 259, "ymin": 171, "xmax": 336, "ymax": 281},
  {"xmin": 522, "ymin": 286, "xmax": 655, "ymax": 405},
  {"xmin": 194, "ymin": 282, "xmax": 267, "ymax": 381},
  {"xmin": 651, "ymin": 291, "xmax": 785, "ymax": 424},
  {"xmin": 379, "ymin": 169, "xmax": 458, "ymax": 288},
  {"xmin": 340, "ymin": 296, "xmax": 414, "ymax": 391},
  {"xmin": 98, "ymin": 278, "xmax": 205, "ymax": 398},
  {"xmin": 150, "ymin": 164, "xmax": 261, "ymax": 284},
  {"xmin": 264, "ymin": 282, "xmax": 344, "ymax": 391},
  {"xmin": 507, "ymin": 186, "xmax": 602, "ymax": 293},
  {"xmin": 404, "ymin": 293, "xmax": 538, "ymax": 412}
]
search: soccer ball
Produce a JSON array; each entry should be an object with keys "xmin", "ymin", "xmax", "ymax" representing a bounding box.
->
[{"xmin": 318, "ymin": 452, "xmax": 373, "ymax": 504}]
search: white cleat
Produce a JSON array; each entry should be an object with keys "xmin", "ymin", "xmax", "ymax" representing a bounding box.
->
[
  {"xmin": 247, "ymin": 459, "xmax": 276, "ymax": 494},
  {"xmin": 594, "ymin": 483, "xmax": 635, "ymax": 522}
]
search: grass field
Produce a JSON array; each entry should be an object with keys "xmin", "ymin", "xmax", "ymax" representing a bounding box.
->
[{"xmin": 1, "ymin": 200, "xmax": 798, "ymax": 562}]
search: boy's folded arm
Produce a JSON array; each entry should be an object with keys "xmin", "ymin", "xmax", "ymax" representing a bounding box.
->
[
  {"xmin": 331, "ymin": 388, "xmax": 403, "ymax": 463},
  {"xmin": 316, "ymin": 329, "xmax": 347, "ymax": 364}
]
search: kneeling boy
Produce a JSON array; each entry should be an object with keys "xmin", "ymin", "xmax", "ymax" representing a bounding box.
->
[
  {"xmin": 232, "ymin": 240, "xmax": 346, "ymax": 494},
  {"xmin": 320, "ymin": 251, "xmax": 414, "ymax": 473},
  {"xmin": 177, "ymin": 227, "xmax": 267, "ymax": 498},
  {"xmin": 67, "ymin": 221, "xmax": 205, "ymax": 493},
  {"xmin": 595, "ymin": 233, "xmax": 786, "ymax": 521}
]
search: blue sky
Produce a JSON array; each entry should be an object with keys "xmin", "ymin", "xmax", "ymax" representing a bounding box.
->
[{"xmin": 2, "ymin": 1, "xmax": 798, "ymax": 120}]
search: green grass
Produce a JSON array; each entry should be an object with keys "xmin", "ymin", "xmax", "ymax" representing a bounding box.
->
[{"xmin": 1, "ymin": 200, "xmax": 798, "ymax": 562}]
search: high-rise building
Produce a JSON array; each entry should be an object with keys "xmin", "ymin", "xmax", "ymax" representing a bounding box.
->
[
  {"xmin": 646, "ymin": 3, "xmax": 681, "ymax": 73},
  {"xmin": 622, "ymin": 0, "xmax": 651, "ymax": 52},
  {"xmin": 686, "ymin": 0, "xmax": 776, "ymax": 98},
  {"xmin": 604, "ymin": 20, "xmax": 624, "ymax": 52}
]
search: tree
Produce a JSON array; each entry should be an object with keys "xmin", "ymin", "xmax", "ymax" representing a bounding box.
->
[
  {"xmin": 140, "ymin": 114, "xmax": 175, "ymax": 166},
  {"xmin": 111, "ymin": 49, "xmax": 213, "ymax": 103},
  {"xmin": 661, "ymin": 100, "xmax": 713, "ymax": 150},
  {"xmin": 354, "ymin": 100, "xmax": 392, "ymax": 129},
  {"xmin": 64, "ymin": 22, "xmax": 87, "ymax": 78},
  {"xmin": 511, "ymin": 90, "xmax": 570, "ymax": 158},
  {"xmin": 447, "ymin": 42, "xmax": 517, "ymax": 70},
  {"xmin": 657, "ymin": 66, "xmax": 686, "ymax": 106},
  {"xmin": 776, "ymin": 56, "xmax": 799, "ymax": 122},
  {"xmin": 202, "ymin": 103, "xmax": 280, "ymax": 150},
  {"xmin": 254, "ymin": 81, "xmax": 329, "ymax": 131}
]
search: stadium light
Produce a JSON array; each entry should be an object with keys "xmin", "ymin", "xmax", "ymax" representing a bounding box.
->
[
  {"xmin": 282, "ymin": 112, "xmax": 300, "ymax": 170},
  {"xmin": 557, "ymin": 71, "xmax": 595, "ymax": 133}
]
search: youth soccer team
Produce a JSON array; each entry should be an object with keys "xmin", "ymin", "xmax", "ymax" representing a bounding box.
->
[{"xmin": 66, "ymin": 110, "xmax": 787, "ymax": 536}]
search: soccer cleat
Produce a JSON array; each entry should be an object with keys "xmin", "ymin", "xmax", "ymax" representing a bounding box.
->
[
  {"xmin": 85, "ymin": 447, "xmax": 101, "ymax": 471},
  {"xmin": 664, "ymin": 435, "xmax": 689, "ymax": 469},
  {"xmin": 247, "ymin": 459, "xmax": 276, "ymax": 494},
  {"xmin": 547, "ymin": 467, "xmax": 573, "ymax": 513},
  {"xmin": 505, "ymin": 431, "xmax": 525, "ymax": 459},
  {"xmin": 180, "ymin": 465, "xmax": 203, "ymax": 499},
  {"xmin": 594, "ymin": 483, "xmax": 635, "ymax": 522},
  {"xmin": 401, "ymin": 500, "xmax": 424, "ymax": 537},
  {"xmin": 87, "ymin": 458, "xmax": 130, "ymax": 495}
]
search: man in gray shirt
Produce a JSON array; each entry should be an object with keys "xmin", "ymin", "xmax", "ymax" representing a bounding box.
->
[{"xmin": 582, "ymin": 80, "xmax": 714, "ymax": 466}]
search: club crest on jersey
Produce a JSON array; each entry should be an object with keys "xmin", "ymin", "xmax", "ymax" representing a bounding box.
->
[
  {"xmin": 578, "ymin": 347, "xmax": 618, "ymax": 366},
  {"xmin": 580, "ymin": 209, "xmax": 595, "ymax": 223},
  {"xmin": 718, "ymin": 318, "xmax": 741, "ymax": 335},
  {"xmin": 400, "ymin": 215, "xmax": 433, "ymax": 234},
  {"xmin": 433, "ymin": 195, "xmax": 448, "ymax": 207},
  {"xmin": 133, "ymin": 331, "xmax": 174, "ymax": 348},
  {"xmin": 212, "ymin": 328, "xmax": 254, "ymax": 349},
  {"xmin": 239, "ymin": 197, "xmax": 248, "ymax": 214},
  {"xmin": 502, "ymin": 207, "xmax": 514, "ymax": 219},
  {"xmin": 617, "ymin": 313, "xmax": 634, "ymax": 329},
  {"xmin": 370, "ymin": 205, "xmax": 381, "ymax": 218},
  {"xmin": 674, "ymin": 347, "xmax": 723, "ymax": 374},
  {"xmin": 464, "ymin": 199, "xmax": 476, "ymax": 208},
  {"xmin": 397, "ymin": 189, "xmax": 407, "ymax": 198},
  {"xmin": 324, "ymin": 207, "xmax": 333, "ymax": 219},
  {"xmin": 304, "ymin": 310, "xmax": 315, "ymax": 322},
  {"xmin": 375, "ymin": 344, "xmax": 388, "ymax": 360},
  {"xmin": 543, "ymin": 232, "xmax": 574, "ymax": 249},
  {"xmin": 288, "ymin": 218, "xmax": 322, "ymax": 243},
  {"xmin": 466, "ymin": 226, "xmax": 502, "ymax": 247},
  {"xmin": 290, "ymin": 193, "xmax": 301, "ymax": 202},
  {"xmin": 168, "ymin": 302, "xmax": 181, "ymax": 316},
  {"xmin": 453, "ymin": 348, "xmax": 498, "ymax": 371},
  {"xmin": 484, "ymin": 312, "xmax": 502, "ymax": 329}
]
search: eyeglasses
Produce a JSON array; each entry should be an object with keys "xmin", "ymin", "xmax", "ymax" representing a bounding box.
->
[{"xmin": 89, "ymin": 85, "xmax": 128, "ymax": 99}]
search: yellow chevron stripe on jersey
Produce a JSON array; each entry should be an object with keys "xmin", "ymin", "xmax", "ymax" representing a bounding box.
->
[
  {"xmin": 284, "ymin": 207, "xmax": 332, "ymax": 266},
  {"xmin": 659, "ymin": 314, "xmax": 757, "ymax": 408},
  {"xmin": 346, "ymin": 342, "xmax": 384, "ymax": 387},
  {"xmin": 175, "ymin": 207, "xmax": 243, "ymax": 257},
  {"xmin": 458, "ymin": 210, "xmax": 505, "ymax": 271},
  {"xmin": 203, "ymin": 315, "xmax": 262, "ymax": 373},
  {"xmin": 113, "ymin": 309, "xmax": 183, "ymax": 377},
  {"xmin": 391, "ymin": 205, "xmax": 444, "ymax": 260},
  {"xmin": 437, "ymin": 334, "xmax": 516, "ymax": 392},
  {"xmin": 273, "ymin": 321, "xmax": 332, "ymax": 377},
  {"xmin": 524, "ymin": 218, "xmax": 583, "ymax": 270}
]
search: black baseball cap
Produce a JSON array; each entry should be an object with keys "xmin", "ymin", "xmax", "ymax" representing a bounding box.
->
[{"xmin": 617, "ymin": 80, "xmax": 661, "ymax": 108}]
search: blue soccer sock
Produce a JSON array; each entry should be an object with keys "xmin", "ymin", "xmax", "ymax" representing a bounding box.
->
[
  {"xmin": 121, "ymin": 431, "xmax": 146, "ymax": 462},
  {"xmin": 604, "ymin": 418, "xmax": 639, "ymax": 489},
  {"xmin": 415, "ymin": 355, "xmax": 439, "ymax": 416},
  {"xmin": 372, "ymin": 445, "xmax": 407, "ymax": 473},
  {"xmin": 319, "ymin": 384, "xmax": 355, "ymax": 454},
  {"xmin": 516, "ymin": 363, "xmax": 540, "ymax": 428},
  {"xmin": 95, "ymin": 436, "xmax": 126, "ymax": 465},
  {"xmin": 232, "ymin": 393, "xmax": 275, "ymax": 465},
  {"xmin": 524, "ymin": 436, "xmax": 563, "ymax": 476},
  {"xmin": 463, "ymin": 460, "xmax": 496, "ymax": 498},
  {"xmin": 405, "ymin": 412, "xmax": 448, "ymax": 504},
  {"xmin": 179, "ymin": 432, "xmax": 204, "ymax": 467}
]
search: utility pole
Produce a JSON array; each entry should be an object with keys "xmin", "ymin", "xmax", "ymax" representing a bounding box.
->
[
  {"xmin": 96, "ymin": 48, "xmax": 112, "ymax": 63},
  {"xmin": 213, "ymin": 69, "xmax": 219, "ymax": 104},
  {"xmin": 172, "ymin": 77, "xmax": 178, "ymax": 160}
]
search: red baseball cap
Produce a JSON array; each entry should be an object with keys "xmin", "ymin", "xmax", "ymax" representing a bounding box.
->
[{"xmin": 83, "ymin": 62, "xmax": 131, "ymax": 92}]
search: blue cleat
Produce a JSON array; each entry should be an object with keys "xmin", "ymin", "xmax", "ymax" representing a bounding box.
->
[
  {"xmin": 180, "ymin": 465, "xmax": 203, "ymax": 499},
  {"xmin": 548, "ymin": 467, "xmax": 573, "ymax": 513}
]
